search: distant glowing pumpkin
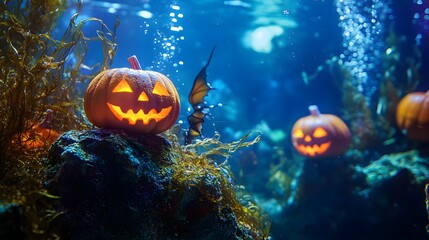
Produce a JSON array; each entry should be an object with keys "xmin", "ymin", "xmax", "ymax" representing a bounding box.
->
[
  {"xmin": 291, "ymin": 105, "xmax": 351, "ymax": 158},
  {"xmin": 396, "ymin": 90, "xmax": 429, "ymax": 142},
  {"xmin": 84, "ymin": 55, "xmax": 180, "ymax": 134}
]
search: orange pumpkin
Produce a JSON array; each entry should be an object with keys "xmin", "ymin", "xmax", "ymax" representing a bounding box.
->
[
  {"xmin": 396, "ymin": 90, "xmax": 429, "ymax": 142},
  {"xmin": 84, "ymin": 56, "xmax": 180, "ymax": 134},
  {"xmin": 13, "ymin": 110, "xmax": 61, "ymax": 149},
  {"xmin": 19, "ymin": 126, "xmax": 61, "ymax": 149},
  {"xmin": 291, "ymin": 105, "xmax": 351, "ymax": 158}
]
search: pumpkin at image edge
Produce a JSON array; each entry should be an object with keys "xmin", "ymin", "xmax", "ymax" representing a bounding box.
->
[
  {"xmin": 396, "ymin": 90, "xmax": 429, "ymax": 142},
  {"xmin": 291, "ymin": 105, "xmax": 351, "ymax": 158},
  {"xmin": 84, "ymin": 56, "xmax": 180, "ymax": 134}
]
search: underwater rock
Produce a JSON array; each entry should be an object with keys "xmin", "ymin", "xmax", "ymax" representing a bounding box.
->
[
  {"xmin": 355, "ymin": 150, "xmax": 429, "ymax": 239},
  {"xmin": 271, "ymin": 157, "xmax": 369, "ymax": 240},
  {"xmin": 270, "ymin": 151, "xmax": 429, "ymax": 240},
  {"xmin": 44, "ymin": 129, "xmax": 260, "ymax": 239},
  {"xmin": 361, "ymin": 150, "xmax": 429, "ymax": 185},
  {"xmin": 0, "ymin": 203, "xmax": 26, "ymax": 239}
]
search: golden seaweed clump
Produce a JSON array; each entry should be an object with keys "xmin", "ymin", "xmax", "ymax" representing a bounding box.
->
[
  {"xmin": 165, "ymin": 130, "xmax": 271, "ymax": 239},
  {"xmin": 0, "ymin": 0, "xmax": 118, "ymax": 238},
  {"xmin": 0, "ymin": 0, "xmax": 118, "ymax": 175}
]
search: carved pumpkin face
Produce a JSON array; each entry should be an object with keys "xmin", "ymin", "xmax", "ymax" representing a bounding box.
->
[
  {"xmin": 84, "ymin": 57, "xmax": 180, "ymax": 134},
  {"xmin": 396, "ymin": 90, "xmax": 429, "ymax": 142},
  {"xmin": 291, "ymin": 105, "xmax": 351, "ymax": 158}
]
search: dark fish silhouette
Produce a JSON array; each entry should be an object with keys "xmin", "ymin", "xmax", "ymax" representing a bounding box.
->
[{"xmin": 185, "ymin": 47, "xmax": 216, "ymax": 144}]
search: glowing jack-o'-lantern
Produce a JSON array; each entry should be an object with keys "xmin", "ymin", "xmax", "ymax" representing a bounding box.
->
[
  {"xmin": 84, "ymin": 56, "xmax": 180, "ymax": 134},
  {"xmin": 291, "ymin": 105, "xmax": 351, "ymax": 158},
  {"xmin": 396, "ymin": 90, "xmax": 429, "ymax": 142}
]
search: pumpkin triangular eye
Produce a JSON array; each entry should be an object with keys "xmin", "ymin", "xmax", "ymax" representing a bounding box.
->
[
  {"xmin": 152, "ymin": 82, "xmax": 169, "ymax": 96},
  {"xmin": 112, "ymin": 79, "xmax": 133, "ymax": 93},
  {"xmin": 138, "ymin": 91, "xmax": 149, "ymax": 102},
  {"xmin": 293, "ymin": 129, "xmax": 304, "ymax": 138},
  {"xmin": 313, "ymin": 127, "xmax": 328, "ymax": 138}
]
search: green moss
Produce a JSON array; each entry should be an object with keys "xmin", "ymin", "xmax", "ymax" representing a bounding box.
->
[{"xmin": 0, "ymin": 0, "xmax": 118, "ymax": 238}]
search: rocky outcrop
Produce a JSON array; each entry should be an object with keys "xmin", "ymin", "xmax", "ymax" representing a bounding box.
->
[
  {"xmin": 44, "ymin": 129, "xmax": 267, "ymax": 239},
  {"xmin": 268, "ymin": 150, "xmax": 429, "ymax": 240}
]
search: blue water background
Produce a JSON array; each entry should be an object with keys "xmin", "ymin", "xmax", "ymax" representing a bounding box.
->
[{"xmin": 57, "ymin": 0, "xmax": 428, "ymax": 134}]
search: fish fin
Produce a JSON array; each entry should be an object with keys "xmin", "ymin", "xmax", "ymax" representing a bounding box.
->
[
  {"xmin": 185, "ymin": 47, "xmax": 216, "ymax": 144},
  {"xmin": 188, "ymin": 46, "xmax": 216, "ymax": 109}
]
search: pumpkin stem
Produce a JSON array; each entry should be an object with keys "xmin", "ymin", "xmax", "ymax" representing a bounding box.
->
[
  {"xmin": 128, "ymin": 55, "xmax": 142, "ymax": 70},
  {"xmin": 308, "ymin": 105, "xmax": 321, "ymax": 117}
]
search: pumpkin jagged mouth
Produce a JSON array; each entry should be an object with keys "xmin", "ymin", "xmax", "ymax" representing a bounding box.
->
[
  {"xmin": 107, "ymin": 103, "xmax": 172, "ymax": 125},
  {"xmin": 295, "ymin": 142, "xmax": 332, "ymax": 157}
]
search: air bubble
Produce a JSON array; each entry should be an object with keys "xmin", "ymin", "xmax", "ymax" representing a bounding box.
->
[{"xmin": 336, "ymin": 0, "xmax": 390, "ymax": 103}]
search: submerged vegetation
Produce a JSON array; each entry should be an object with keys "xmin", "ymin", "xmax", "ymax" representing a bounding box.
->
[
  {"xmin": 165, "ymin": 130, "xmax": 271, "ymax": 239},
  {"xmin": 0, "ymin": 0, "xmax": 118, "ymax": 237}
]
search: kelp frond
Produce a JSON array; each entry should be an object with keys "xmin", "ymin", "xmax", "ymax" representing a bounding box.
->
[
  {"xmin": 0, "ymin": 0, "xmax": 118, "ymax": 164},
  {"xmin": 184, "ymin": 130, "xmax": 261, "ymax": 159}
]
